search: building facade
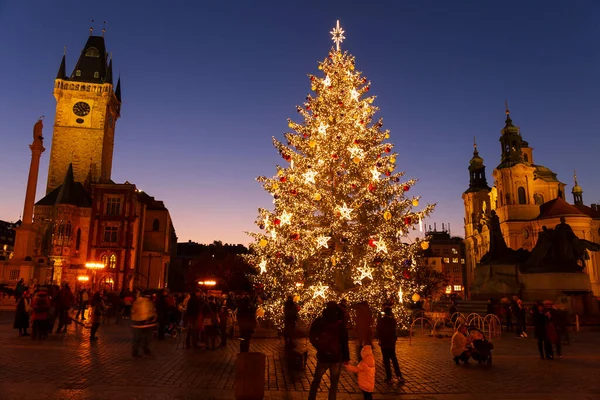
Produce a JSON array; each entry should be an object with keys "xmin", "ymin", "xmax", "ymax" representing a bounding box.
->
[
  {"xmin": 463, "ymin": 108, "xmax": 600, "ymax": 295},
  {"xmin": 1, "ymin": 33, "xmax": 176, "ymax": 291},
  {"xmin": 422, "ymin": 228, "xmax": 467, "ymax": 298}
]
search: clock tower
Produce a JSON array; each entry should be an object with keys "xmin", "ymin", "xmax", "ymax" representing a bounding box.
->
[{"xmin": 46, "ymin": 33, "xmax": 121, "ymax": 194}]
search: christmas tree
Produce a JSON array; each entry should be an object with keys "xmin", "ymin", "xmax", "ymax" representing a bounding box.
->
[{"xmin": 246, "ymin": 21, "xmax": 435, "ymax": 328}]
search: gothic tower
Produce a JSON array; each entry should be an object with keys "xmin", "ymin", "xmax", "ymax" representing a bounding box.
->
[
  {"xmin": 462, "ymin": 139, "xmax": 491, "ymax": 285},
  {"xmin": 46, "ymin": 33, "xmax": 121, "ymax": 194}
]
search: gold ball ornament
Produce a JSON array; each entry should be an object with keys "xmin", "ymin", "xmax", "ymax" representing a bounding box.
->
[
  {"xmin": 289, "ymin": 176, "xmax": 295, "ymax": 182},
  {"xmin": 412, "ymin": 199, "xmax": 419, "ymax": 207},
  {"xmin": 313, "ymin": 193, "xmax": 322, "ymax": 201},
  {"xmin": 311, "ymin": 86, "xmax": 316, "ymax": 91},
  {"xmin": 277, "ymin": 170, "xmax": 284, "ymax": 176},
  {"xmin": 293, "ymin": 295, "xmax": 300, "ymax": 302},
  {"xmin": 353, "ymin": 157, "xmax": 361, "ymax": 165},
  {"xmin": 350, "ymin": 65, "xmax": 355, "ymax": 70},
  {"xmin": 256, "ymin": 307, "xmax": 265, "ymax": 318},
  {"xmin": 412, "ymin": 293, "xmax": 421, "ymax": 302},
  {"xmin": 390, "ymin": 156, "xmax": 396, "ymax": 163},
  {"xmin": 309, "ymin": 140, "xmax": 317, "ymax": 148},
  {"xmin": 420, "ymin": 241, "xmax": 430, "ymax": 250},
  {"xmin": 328, "ymin": 116, "xmax": 334, "ymax": 122},
  {"xmin": 259, "ymin": 239, "xmax": 268, "ymax": 247},
  {"xmin": 384, "ymin": 266, "xmax": 394, "ymax": 279},
  {"xmin": 273, "ymin": 183, "xmax": 279, "ymax": 190},
  {"xmin": 288, "ymin": 122, "xmax": 294, "ymax": 128},
  {"xmin": 331, "ymin": 255, "xmax": 337, "ymax": 266},
  {"xmin": 383, "ymin": 211, "xmax": 392, "ymax": 221},
  {"xmin": 385, "ymin": 133, "xmax": 390, "ymax": 139},
  {"xmin": 318, "ymin": 65, "xmax": 323, "ymax": 70},
  {"xmin": 368, "ymin": 98, "xmax": 374, "ymax": 104}
]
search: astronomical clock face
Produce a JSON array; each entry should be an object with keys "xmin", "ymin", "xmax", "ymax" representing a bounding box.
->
[{"xmin": 72, "ymin": 101, "xmax": 91, "ymax": 117}]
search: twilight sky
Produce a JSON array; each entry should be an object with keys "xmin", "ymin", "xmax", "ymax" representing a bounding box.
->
[{"xmin": 0, "ymin": 1, "xmax": 598, "ymax": 245}]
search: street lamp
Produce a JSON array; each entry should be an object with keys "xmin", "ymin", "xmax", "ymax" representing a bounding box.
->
[{"xmin": 85, "ymin": 262, "xmax": 104, "ymax": 291}]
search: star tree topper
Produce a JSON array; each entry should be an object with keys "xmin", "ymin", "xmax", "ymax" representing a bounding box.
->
[{"xmin": 330, "ymin": 20, "xmax": 345, "ymax": 51}]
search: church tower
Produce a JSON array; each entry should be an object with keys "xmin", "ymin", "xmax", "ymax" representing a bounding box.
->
[
  {"xmin": 572, "ymin": 171, "xmax": 584, "ymax": 206},
  {"xmin": 462, "ymin": 139, "xmax": 491, "ymax": 286},
  {"xmin": 46, "ymin": 31, "xmax": 121, "ymax": 194}
]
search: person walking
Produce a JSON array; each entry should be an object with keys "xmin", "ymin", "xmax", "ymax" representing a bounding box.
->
[
  {"xmin": 14, "ymin": 291, "xmax": 31, "ymax": 337},
  {"xmin": 344, "ymin": 344, "xmax": 376, "ymax": 400},
  {"xmin": 514, "ymin": 299, "xmax": 527, "ymax": 338},
  {"xmin": 237, "ymin": 297, "xmax": 256, "ymax": 353},
  {"xmin": 376, "ymin": 307, "xmax": 405, "ymax": 383},
  {"xmin": 75, "ymin": 287, "xmax": 89, "ymax": 321},
  {"xmin": 89, "ymin": 292, "xmax": 105, "ymax": 341},
  {"xmin": 203, "ymin": 296, "xmax": 220, "ymax": 350},
  {"xmin": 185, "ymin": 290, "xmax": 201, "ymax": 349},
  {"xmin": 131, "ymin": 292, "xmax": 157, "ymax": 357},
  {"xmin": 30, "ymin": 290, "xmax": 50, "ymax": 340},
  {"xmin": 354, "ymin": 301, "xmax": 373, "ymax": 361},
  {"xmin": 155, "ymin": 290, "xmax": 169, "ymax": 340},
  {"xmin": 283, "ymin": 295, "xmax": 298, "ymax": 348},
  {"xmin": 532, "ymin": 302, "xmax": 553, "ymax": 360},
  {"xmin": 55, "ymin": 284, "xmax": 75, "ymax": 333}
]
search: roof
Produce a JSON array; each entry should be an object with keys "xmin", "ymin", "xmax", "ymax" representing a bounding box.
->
[
  {"xmin": 69, "ymin": 36, "xmax": 109, "ymax": 83},
  {"xmin": 533, "ymin": 164, "xmax": 560, "ymax": 183},
  {"xmin": 35, "ymin": 164, "xmax": 91, "ymax": 208},
  {"xmin": 56, "ymin": 54, "xmax": 67, "ymax": 80},
  {"xmin": 574, "ymin": 204, "xmax": 600, "ymax": 219},
  {"xmin": 538, "ymin": 197, "xmax": 586, "ymax": 219}
]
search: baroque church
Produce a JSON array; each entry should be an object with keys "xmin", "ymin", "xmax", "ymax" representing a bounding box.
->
[
  {"xmin": 1, "ymin": 31, "xmax": 176, "ymax": 291},
  {"xmin": 463, "ymin": 107, "xmax": 600, "ymax": 296}
]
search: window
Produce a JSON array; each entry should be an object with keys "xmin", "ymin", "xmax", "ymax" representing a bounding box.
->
[
  {"xmin": 76, "ymin": 70, "xmax": 81, "ymax": 76},
  {"xmin": 101, "ymin": 254, "xmax": 108, "ymax": 267},
  {"xmin": 460, "ymin": 258, "xmax": 465, "ymax": 264},
  {"xmin": 445, "ymin": 285, "xmax": 452, "ymax": 294},
  {"xmin": 534, "ymin": 193, "xmax": 544, "ymax": 205},
  {"xmin": 152, "ymin": 218, "xmax": 160, "ymax": 232},
  {"xmin": 109, "ymin": 254, "xmax": 116, "ymax": 269},
  {"xmin": 93, "ymin": 71, "xmax": 99, "ymax": 78},
  {"xmin": 9, "ymin": 270, "xmax": 19, "ymax": 280},
  {"xmin": 85, "ymin": 47, "xmax": 100, "ymax": 57},
  {"xmin": 451, "ymin": 248, "xmax": 458, "ymax": 254},
  {"xmin": 106, "ymin": 198, "xmax": 121, "ymax": 216},
  {"xmin": 453, "ymin": 285, "xmax": 462, "ymax": 292},
  {"xmin": 443, "ymin": 257, "xmax": 450, "ymax": 264},
  {"xmin": 103, "ymin": 226, "xmax": 118, "ymax": 243},
  {"xmin": 452, "ymin": 258, "xmax": 459, "ymax": 264},
  {"xmin": 518, "ymin": 186, "xmax": 527, "ymax": 204},
  {"xmin": 75, "ymin": 228, "xmax": 81, "ymax": 251}
]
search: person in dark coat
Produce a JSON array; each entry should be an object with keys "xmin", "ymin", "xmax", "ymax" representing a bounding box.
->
[
  {"xmin": 55, "ymin": 284, "xmax": 75, "ymax": 333},
  {"xmin": 532, "ymin": 302, "xmax": 553, "ymax": 360},
  {"xmin": 31, "ymin": 290, "xmax": 50, "ymax": 340},
  {"xmin": 203, "ymin": 296, "xmax": 219, "ymax": 350},
  {"xmin": 154, "ymin": 290, "xmax": 169, "ymax": 340},
  {"xmin": 89, "ymin": 292, "xmax": 105, "ymax": 341},
  {"xmin": 354, "ymin": 301, "xmax": 373, "ymax": 360},
  {"xmin": 237, "ymin": 297, "xmax": 257, "ymax": 353},
  {"xmin": 376, "ymin": 307, "xmax": 404, "ymax": 383},
  {"xmin": 15, "ymin": 278, "xmax": 26, "ymax": 301},
  {"xmin": 308, "ymin": 301, "xmax": 350, "ymax": 400},
  {"xmin": 218, "ymin": 306, "xmax": 229, "ymax": 348},
  {"xmin": 14, "ymin": 291, "xmax": 31, "ymax": 336},
  {"xmin": 185, "ymin": 290, "xmax": 202, "ymax": 349},
  {"xmin": 283, "ymin": 295, "xmax": 298, "ymax": 347}
]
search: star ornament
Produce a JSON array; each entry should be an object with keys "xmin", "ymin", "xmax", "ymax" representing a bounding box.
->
[
  {"xmin": 279, "ymin": 211, "xmax": 292, "ymax": 225},
  {"xmin": 258, "ymin": 259, "xmax": 267, "ymax": 274},
  {"xmin": 317, "ymin": 123, "xmax": 329, "ymax": 136},
  {"xmin": 311, "ymin": 284, "xmax": 329, "ymax": 299},
  {"xmin": 338, "ymin": 203, "xmax": 353, "ymax": 220},
  {"xmin": 330, "ymin": 20, "xmax": 345, "ymax": 51},
  {"xmin": 348, "ymin": 146, "xmax": 364, "ymax": 159},
  {"xmin": 355, "ymin": 263, "xmax": 374, "ymax": 284},
  {"xmin": 370, "ymin": 167, "xmax": 380, "ymax": 181},
  {"xmin": 316, "ymin": 235, "xmax": 331, "ymax": 249},
  {"xmin": 303, "ymin": 170, "xmax": 318, "ymax": 184},
  {"xmin": 375, "ymin": 237, "xmax": 388, "ymax": 254}
]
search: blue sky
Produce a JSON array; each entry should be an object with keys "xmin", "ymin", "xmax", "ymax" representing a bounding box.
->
[{"xmin": 0, "ymin": 0, "xmax": 598, "ymax": 245}]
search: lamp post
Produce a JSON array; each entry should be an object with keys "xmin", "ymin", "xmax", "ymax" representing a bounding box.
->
[{"xmin": 85, "ymin": 262, "xmax": 104, "ymax": 292}]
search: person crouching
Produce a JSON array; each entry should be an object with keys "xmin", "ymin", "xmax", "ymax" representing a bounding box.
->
[{"xmin": 451, "ymin": 324, "xmax": 472, "ymax": 365}]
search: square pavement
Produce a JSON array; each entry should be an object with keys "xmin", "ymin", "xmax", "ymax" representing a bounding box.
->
[{"xmin": 0, "ymin": 315, "xmax": 599, "ymax": 400}]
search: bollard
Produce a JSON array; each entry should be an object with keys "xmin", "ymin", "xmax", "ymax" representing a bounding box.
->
[{"xmin": 576, "ymin": 315, "xmax": 580, "ymax": 332}]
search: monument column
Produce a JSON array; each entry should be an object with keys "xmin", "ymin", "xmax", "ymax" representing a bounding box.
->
[{"xmin": 13, "ymin": 119, "xmax": 46, "ymax": 261}]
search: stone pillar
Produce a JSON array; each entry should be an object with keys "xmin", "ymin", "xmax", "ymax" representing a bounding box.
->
[{"xmin": 13, "ymin": 119, "xmax": 45, "ymax": 261}]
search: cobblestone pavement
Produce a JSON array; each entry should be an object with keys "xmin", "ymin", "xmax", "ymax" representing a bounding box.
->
[{"xmin": 0, "ymin": 315, "xmax": 599, "ymax": 400}]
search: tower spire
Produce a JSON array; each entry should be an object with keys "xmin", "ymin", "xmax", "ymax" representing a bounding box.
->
[
  {"xmin": 102, "ymin": 21, "xmax": 106, "ymax": 37},
  {"xmin": 466, "ymin": 139, "xmax": 490, "ymax": 193},
  {"xmin": 572, "ymin": 169, "xmax": 583, "ymax": 205}
]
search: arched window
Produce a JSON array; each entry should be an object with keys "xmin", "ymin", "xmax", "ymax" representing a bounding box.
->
[
  {"xmin": 65, "ymin": 221, "xmax": 72, "ymax": 239},
  {"xmin": 85, "ymin": 47, "xmax": 100, "ymax": 57},
  {"xmin": 109, "ymin": 254, "xmax": 117, "ymax": 269},
  {"xmin": 534, "ymin": 193, "xmax": 544, "ymax": 205},
  {"xmin": 499, "ymin": 191, "xmax": 503, "ymax": 206},
  {"xmin": 152, "ymin": 219, "xmax": 160, "ymax": 232},
  {"xmin": 101, "ymin": 254, "xmax": 109, "ymax": 267},
  {"xmin": 75, "ymin": 228, "xmax": 81, "ymax": 250},
  {"xmin": 518, "ymin": 187, "xmax": 527, "ymax": 204}
]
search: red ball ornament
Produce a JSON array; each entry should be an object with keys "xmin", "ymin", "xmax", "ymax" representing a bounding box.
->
[
  {"xmin": 368, "ymin": 183, "xmax": 376, "ymax": 192},
  {"xmin": 280, "ymin": 177, "xmax": 286, "ymax": 183},
  {"xmin": 403, "ymin": 270, "xmax": 411, "ymax": 279},
  {"xmin": 351, "ymin": 184, "xmax": 357, "ymax": 189},
  {"xmin": 368, "ymin": 239, "xmax": 377, "ymax": 248},
  {"xmin": 306, "ymin": 106, "xmax": 311, "ymax": 111},
  {"xmin": 338, "ymin": 102, "xmax": 343, "ymax": 106},
  {"xmin": 290, "ymin": 189, "xmax": 297, "ymax": 196},
  {"xmin": 354, "ymin": 139, "xmax": 360, "ymax": 144},
  {"xmin": 362, "ymin": 78, "xmax": 367, "ymax": 83},
  {"xmin": 403, "ymin": 185, "xmax": 410, "ymax": 192},
  {"xmin": 404, "ymin": 217, "xmax": 412, "ymax": 225},
  {"xmin": 385, "ymin": 147, "xmax": 391, "ymax": 153},
  {"xmin": 303, "ymin": 133, "xmax": 308, "ymax": 138},
  {"xmin": 290, "ymin": 233, "xmax": 300, "ymax": 240},
  {"xmin": 274, "ymin": 218, "xmax": 281, "ymax": 225},
  {"xmin": 385, "ymin": 171, "xmax": 391, "ymax": 176},
  {"xmin": 332, "ymin": 154, "xmax": 338, "ymax": 159},
  {"xmin": 365, "ymin": 86, "xmax": 370, "ymax": 92},
  {"xmin": 310, "ymin": 76, "xmax": 315, "ymax": 81}
]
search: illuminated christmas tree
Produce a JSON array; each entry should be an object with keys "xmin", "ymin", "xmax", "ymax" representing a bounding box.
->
[{"xmin": 246, "ymin": 21, "xmax": 435, "ymax": 327}]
